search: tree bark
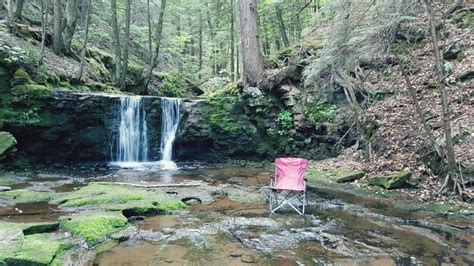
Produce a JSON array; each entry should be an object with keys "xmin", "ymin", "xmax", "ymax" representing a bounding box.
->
[
  {"xmin": 119, "ymin": 0, "xmax": 132, "ymax": 89},
  {"xmin": 275, "ymin": 3, "xmax": 290, "ymax": 48},
  {"xmin": 39, "ymin": 0, "xmax": 49, "ymax": 65},
  {"xmin": 53, "ymin": 0, "xmax": 63, "ymax": 55},
  {"xmin": 111, "ymin": 0, "xmax": 122, "ymax": 85},
  {"xmin": 7, "ymin": 0, "xmax": 14, "ymax": 32},
  {"xmin": 14, "ymin": 0, "xmax": 26, "ymax": 21},
  {"xmin": 62, "ymin": 0, "xmax": 81, "ymax": 54},
  {"xmin": 230, "ymin": 0, "xmax": 235, "ymax": 81},
  {"xmin": 76, "ymin": 0, "xmax": 92, "ymax": 82},
  {"xmin": 144, "ymin": 0, "xmax": 166, "ymax": 89},
  {"xmin": 198, "ymin": 7, "xmax": 203, "ymax": 80},
  {"xmin": 238, "ymin": 0, "xmax": 263, "ymax": 87},
  {"xmin": 425, "ymin": 0, "xmax": 458, "ymax": 179}
]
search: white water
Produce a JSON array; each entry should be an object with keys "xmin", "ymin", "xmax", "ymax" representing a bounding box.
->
[
  {"xmin": 159, "ymin": 98, "xmax": 180, "ymax": 170},
  {"xmin": 115, "ymin": 96, "xmax": 148, "ymax": 163}
]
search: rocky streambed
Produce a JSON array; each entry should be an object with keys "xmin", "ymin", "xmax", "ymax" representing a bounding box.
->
[{"xmin": 0, "ymin": 165, "xmax": 473, "ymax": 265}]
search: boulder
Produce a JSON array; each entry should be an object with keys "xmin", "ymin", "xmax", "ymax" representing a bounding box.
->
[
  {"xmin": 336, "ymin": 171, "xmax": 366, "ymax": 183},
  {"xmin": 0, "ymin": 131, "xmax": 17, "ymax": 161},
  {"xmin": 444, "ymin": 43, "xmax": 462, "ymax": 60},
  {"xmin": 368, "ymin": 171, "xmax": 411, "ymax": 189}
]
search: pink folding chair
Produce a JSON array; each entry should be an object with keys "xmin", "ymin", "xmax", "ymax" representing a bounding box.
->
[{"xmin": 269, "ymin": 157, "xmax": 309, "ymax": 215}]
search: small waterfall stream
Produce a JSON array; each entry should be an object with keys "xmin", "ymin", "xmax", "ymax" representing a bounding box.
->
[
  {"xmin": 116, "ymin": 96, "xmax": 148, "ymax": 163},
  {"xmin": 159, "ymin": 98, "xmax": 180, "ymax": 169}
]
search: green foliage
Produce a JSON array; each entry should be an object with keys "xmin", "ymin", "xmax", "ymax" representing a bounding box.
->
[
  {"xmin": 267, "ymin": 110, "xmax": 293, "ymax": 137},
  {"xmin": 59, "ymin": 213, "xmax": 128, "ymax": 246},
  {"xmin": 453, "ymin": 10, "xmax": 474, "ymax": 29},
  {"xmin": 206, "ymin": 97, "xmax": 254, "ymax": 134},
  {"xmin": 306, "ymin": 101, "xmax": 338, "ymax": 126},
  {"xmin": 159, "ymin": 72, "xmax": 187, "ymax": 97}
]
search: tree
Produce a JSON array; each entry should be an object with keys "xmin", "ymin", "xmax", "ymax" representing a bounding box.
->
[
  {"xmin": 119, "ymin": 0, "xmax": 132, "ymax": 88},
  {"xmin": 53, "ymin": 0, "xmax": 63, "ymax": 55},
  {"xmin": 62, "ymin": 0, "xmax": 81, "ymax": 54},
  {"xmin": 230, "ymin": 0, "xmax": 235, "ymax": 81},
  {"xmin": 14, "ymin": 0, "xmax": 26, "ymax": 21},
  {"xmin": 425, "ymin": 0, "xmax": 464, "ymax": 197},
  {"xmin": 144, "ymin": 0, "xmax": 166, "ymax": 89},
  {"xmin": 238, "ymin": 0, "xmax": 263, "ymax": 87},
  {"xmin": 76, "ymin": 0, "xmax": 93, "ymax": 81},
  {"xmin": 6, "ymin": 0, "xmax": 14, "ymax": 32},
  {"xmin": 111, "ymin": 0, "xmax": 122, "ymax": 85},
  {"xmin": 39, "ymin": 0, "xmax": 49, "ymax": 65},
  {"xmin": 275, "ymin": 3, "xmax": 289, "ymax": 47}
]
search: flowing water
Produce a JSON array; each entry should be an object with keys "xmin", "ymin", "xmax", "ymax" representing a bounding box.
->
[
  {"xmin": 1, "ymin": 166, "xmax": 472, "ymax": 265},
  {"xmin": 159, "ymin": 98, "xmax": 180, "ymax": 170},
  {"xmin": 115, "ymin": 96, "xmax": 148, "ymax": 164}
]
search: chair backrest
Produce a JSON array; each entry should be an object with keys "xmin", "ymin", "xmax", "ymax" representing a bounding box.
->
[{"xmin": 274, "ymin": 157, "xmax": 309, "ymax": 191}]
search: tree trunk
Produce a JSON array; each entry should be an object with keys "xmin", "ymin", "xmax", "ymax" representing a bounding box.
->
[
  {"xmin": 275, "ymin": 3, "xmax": 290, "ymax": 48},
  {"xmin": 76, "ymin": 0, "xmax": 92, "ymax": 82},
  {"xmin": 425, "ymin": 0, "xmax": 458, "ymax": 179},
  {"xmin": 230, "ymin": 0, "xmax": 235, "ymax": 81},
  {"xmin": 198, "ymin": 7, "xmax": 203, "ymax": 80},
  {"xmin": 144, "ymin": 0, "xmax": 166, "ymax": 89},
  {"xmin": 147, "ymin": 0, "xmax": 152, "ymax": 60},
  {"xmin": 39, "ymin": 0, "xmax": 49, "ymax": 65},
  {"xmin": 111, "ymin": 0, "xmax": 121, "ymax": 85},
  {"xmin": 14, "ymin": 0, "xmax": 26, "ymax": 21},
  {"xmin": 119, "ymin": 0, "xmax": 132, "ymax": 89},
  {"xmin": 53, "ymin": 0, "xmax": 62, "ymax": 55},
  {"xmin": 62, "ymin": 0, "xmax": 80, "ymax": 54},
  {"xmin": 7, "ymin": 0, "xmax": 14, "ymax": 32},
  {"xmin": 238, "ymin": 0, "xmax": 263, "ymax": 87}
]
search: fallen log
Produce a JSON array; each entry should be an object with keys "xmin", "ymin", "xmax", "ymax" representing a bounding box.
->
[{"xmin": 91, "ymin": 181, "xmax": 203, "ymax": 188}]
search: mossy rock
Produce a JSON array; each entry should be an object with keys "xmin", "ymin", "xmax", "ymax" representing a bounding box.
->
[
  {"xmin": 0, "ymin": 223, "xmax": 67, "ymax": 265},
  {"xmin": 336, "ymin": 171, "xmax": 366, "ymax": 183},
  {"xmin": 52, "ymin": 183, "xmax": 186, "ymax": 213},
  {"xmin": 368, "ymin": 171, "xmax": 411, "ymax": 189},
  {"xmin": 0, "ymin": 189, "xmax": 57, "ymax": 204},
  {"xmin": 0, "ymin": 66, "xmax": 10, "ymax": 92},
  {"xmin": 11, "ymin": 68, "xmax": 32, "ymax": 87},
  {"xmin": 0, "ymin": 131, "xmax": 17, "ymax": 161},
  {"xmin": 59, "ymin": 212, "xmax": 128, "ymax": 246}
]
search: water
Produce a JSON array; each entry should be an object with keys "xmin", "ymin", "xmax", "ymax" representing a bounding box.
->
[
  {"xmin": 159, "ymin": 98, "xmax": 180, "ymax": 170},
  {"xmin": 115, "ymin": 96, "xmax": 148, "ymax": 164}
]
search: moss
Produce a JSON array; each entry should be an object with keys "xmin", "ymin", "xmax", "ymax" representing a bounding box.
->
[
  {"xmin": 0, "ymin": 66, "xmax": 10, "ymax": 92},
  {"xmin": 0, "ymin": 189, "xmax": 56, "ymax": 204},
  {"xmin": 0, "ymin": 176, "xmax": 22, "ymax": 186},
  {"xmin": 86, "ymin": 57, "xmax": 110, "ymax": 81},
  {"xmin": 368, "ymin": 171, "xmax": 411, "ymax": 189},
  {"xmin": 305, "ymin": 101, "xmax": 338, "ymax": 127},
  {"xmin": 0, "ymin": 131, "xmax": 17, "ymax": 161},
  {"xmin": 204, "ymin": 97, "xmax": 256, "ymax": 134},
  {"xmin": 52, "ymin": 183, "xmax": 186, "ymax": 213},
  {"xmin": 0, "ymin": 231, "xmax": 64, "ymax": 266},
  {"xmin": 424, "ymin": 203, "xmax": 460, "ymax": 215},
  {"xmin": 59, "ymin": 213, "xmax": 128, "ymax": 246},
  {"xmin": 453, "ymin": 10, "xmax": 474, "ymax": 29},
  {"xmin": 159, "ymin": 72, "xmax": 187, "ymax": 97},
  {"xmin": 11, "ymin": 68, "xmax": 32, "ymax": 87}
]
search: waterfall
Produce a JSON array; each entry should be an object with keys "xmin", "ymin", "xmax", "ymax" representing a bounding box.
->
[
  {"xmin": 160, "ymin": 97, "xmax": 180, "ymax": 169},
  {"xmin": 116, "ymin": 96, "xmax": 148, "ymax": 163}
]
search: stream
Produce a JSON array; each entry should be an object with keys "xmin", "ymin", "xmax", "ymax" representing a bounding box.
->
[{"xmin": 1, "ymin": 165, "xmax": 473, "ymax": 265}]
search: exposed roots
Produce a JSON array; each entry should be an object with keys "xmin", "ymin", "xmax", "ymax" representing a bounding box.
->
[{"xmin": 437, "ymin": 163, "xmax": 472, "ymax": 202}]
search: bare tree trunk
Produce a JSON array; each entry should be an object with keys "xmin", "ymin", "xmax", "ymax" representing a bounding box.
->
[
  {"xmin": 7, "ymin": 0, "xmax": 15, "ymax": 32},
  {"xmin": 198, "ymin": 7, "xmax": 203, "ymax": 80},
  {"xmin": 275, "ymin": 3, "xmax": 289, "ymax": 48},
  {"xmin": 62, "ymin": 0, "xmax": 80, "ymax": 54},
  {"xmin": 425, "ymin": 0, "xmax": 458, "ymax": 181},
  {"xmin": 238, "ymin": 0, "xmax": 263, "ymax": 87},
  {"xmin": 144, "ymin": 0, "xmax": 166, "ymax": 89},
  {"xmin": 147, "ymin": 0, "xmax": 152, "ymax": 60},
  {"xmin": 119, "ymin": 0, "xmax": 132, "ymax": 89},
  {"xmin": 53, "ymin": 0, "xmax": 62, "ymax": 55},
  {"xmin": 39, "ymin": 0, "xmax": 49, "ymax": 65},
  {"xmin": 111, "ymin": 0, "xmax": 121, "ymax": 85},
  {"xmin": 14, "ymin": 0, "xmax": 26, "ymax": 21},
  {"xmin": 76, "ymin": 0, "xmax": 92, "ymax": 82},
  {"xmin": 230, "ymin": 0, "xmax": 235, "ymax": 81}
]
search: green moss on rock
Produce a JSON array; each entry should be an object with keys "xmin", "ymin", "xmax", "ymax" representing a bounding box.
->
[
  {"xmin": 368, "ymin": 171, "xmax": 411, "ymax": 189},
  {"xmin": 0, "ymin": 131, "xmax": 17, "ymax": 161},
  {"xmin": 11, "ymin": 68, "xmax": 32, "ymax": 86},
  {"xmin": 59, "ymin": 213, "xmax": 128, "ymax": 246},
  {"xmin": 0, "ymin": 189, "xmax": 56, "ymax": 204}
]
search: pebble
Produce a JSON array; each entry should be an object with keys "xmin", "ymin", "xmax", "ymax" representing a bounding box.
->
[
  {"xmin": 229, "ymin": 251, "xmax": 242, "ymax": 257},
  {"xmin": 241, "ymin": 254, "xmax": 255, "ymax": 263}
]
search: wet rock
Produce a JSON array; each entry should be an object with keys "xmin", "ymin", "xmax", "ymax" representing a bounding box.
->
[
  {"xmin": 165, "ymin": 259, "xmax": 174, "ymax": 263},
  {"xmin": 241, "ymin": 254, "xmax": 255, "ymax": 263},
  {"xmin": 181, "ymin": 197, "xmax": 202, "ymax": 206},
  {"xmin": 368, "ymin": 171, "xmax": 411, "ymax": 189},
  {"xmin": 242, "ymin": 87, "xmax": 263, "ymax": 98},
  {"xmin": 0, "ymin": 186, "xmax": 11, "ymax": 192},
  {"xmin": 0, "ymin": 131, "xmax": 17, "ymax": 161},
  {"xmin": 230, "ymin": 251, "xmax": 243, "ymax": 257},
  {"xmin": 161, "ymin": 227, "xmax": 176, "ymax": 235}
]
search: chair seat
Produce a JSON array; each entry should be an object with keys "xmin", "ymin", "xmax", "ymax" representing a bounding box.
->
[{"xmin": 270, "ymin": 186, "xmax": 305, "ymax": 192}]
